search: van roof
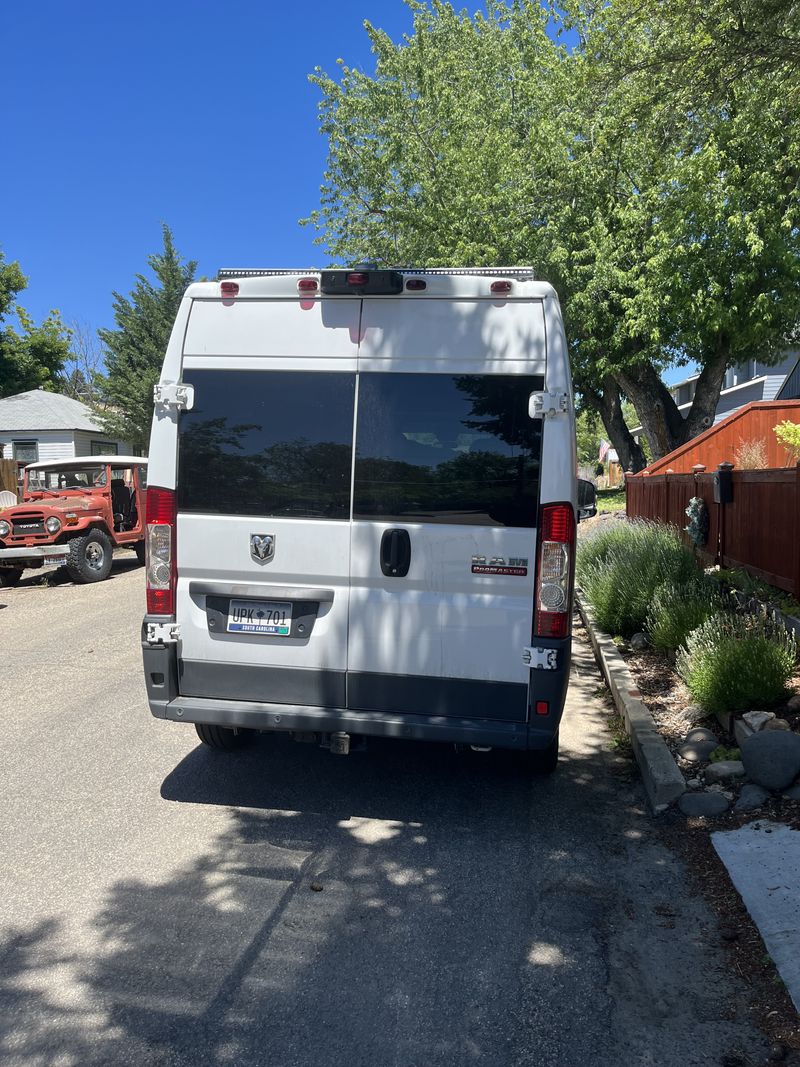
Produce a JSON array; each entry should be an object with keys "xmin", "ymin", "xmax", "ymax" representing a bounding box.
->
[{"xmin": 185, "ymin": 268, "xmax": 558, "ymax": 303}]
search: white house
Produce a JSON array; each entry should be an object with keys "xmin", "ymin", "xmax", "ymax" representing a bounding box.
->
[{"xmin": 0, "ymin": 389, "xmax": 132, "ymax": 471}]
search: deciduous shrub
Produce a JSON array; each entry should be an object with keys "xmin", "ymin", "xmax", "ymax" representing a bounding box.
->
[
  {"xmin": 774, "ymin": 420, "xmax": 800, "ymax": 464},
  {"xmin": 646, "ymin": 576, "xmax": 725, "ymax": 652},
  {"xmin": 676, "ymin": 613, "xmax": 797, "ymax": 713},
  {"xmin": 578, "ymin": 521, "xmax": 698, "ymax": 637}
]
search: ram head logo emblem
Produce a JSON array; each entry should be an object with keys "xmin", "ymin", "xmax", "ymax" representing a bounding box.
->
[{"xmin": 250, "ymin": 534, "xmax": 275, "ymax": 563}]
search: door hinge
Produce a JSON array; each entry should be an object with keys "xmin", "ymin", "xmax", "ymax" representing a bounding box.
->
[
  {"xmin": 153, "ymin": 382, "xmax": 194, "ymax": 411},
  {"xmin": 530, "ymin": 390, "xmax": 569, "ymax": 418},
  {"xmin": 146, "ymin": 621, "xmax": 181, "ymax": 644},
  {"xmin": 523, "ymin": 646, "xmax": 558, "ymax": 670}
]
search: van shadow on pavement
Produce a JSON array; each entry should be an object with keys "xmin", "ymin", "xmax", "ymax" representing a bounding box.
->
[{"xmin": 0, "ymin": 687, "xmax": 769, "ymax": 1067}]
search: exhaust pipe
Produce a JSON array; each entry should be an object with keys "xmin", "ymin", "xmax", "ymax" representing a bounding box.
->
[{"xmin": 330, "ymin": 731, "xmax": 351, "ymax": 756}]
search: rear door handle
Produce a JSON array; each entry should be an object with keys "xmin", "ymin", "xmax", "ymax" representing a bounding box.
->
[{"xmin": 380, "ymin": 528, "xmax": 411, "ymax": 578}]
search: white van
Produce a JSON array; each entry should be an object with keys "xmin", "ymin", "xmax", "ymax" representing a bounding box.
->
[{"xmin": 142, "ymin": 268, "xmax": 577, "ymax": 772}]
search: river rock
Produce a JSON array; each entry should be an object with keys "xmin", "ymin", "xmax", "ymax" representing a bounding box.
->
[
  {"xmin": 741, "ymin": 731, "xmax": 800, "ymax": 791},
  {"xmin": 734, "ymin": 784, "xmax": 770, "ymax": 812},
  {"xmin": 679, "ymin": 792, "xmax": 730, "ymax": 817},
  {"xmin": 786, "ymin": 693, "xmax": 800, "ymax": 711},
  {"xmin": 630, "ymin": 632, "xmax": 648, "ymax": 651},
  {"xmin": 742, "ymin": 710, "xmax": 775, "ymax": 732},
  {"xmin": 763, "ymin": 718, "xmax": 791, "ymax": 731},
  {"xmin": 678, "ymin": 738, "xmax": 719, "ymax": 762},
  {"xmin": 685, "ymin": 727, "xmax": 717, "ymax": 743},
  {"xmin": 705, "ymin": 760, "xmax": 746, "ymax": 784},
  {"xmin": 782, "ymin": 783, "xmax": 800, "ymax": 802}
]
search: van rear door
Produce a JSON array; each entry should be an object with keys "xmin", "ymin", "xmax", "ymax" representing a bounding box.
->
[
  {"xmin": 347, "ymin": 297, "xmax": 546, "ymax": 722},
  {"xmin": 174, "ymin": 297, "xmax": 359, "ymax": 708}
]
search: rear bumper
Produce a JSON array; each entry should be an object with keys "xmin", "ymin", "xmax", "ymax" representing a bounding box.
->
[
  {"xmin": 0, "ymin": 545, "xmax": 65, "ymax": 563},
  {"xmin": 142, "ymin": 621, "xmax": 571, "ymax": 752}
]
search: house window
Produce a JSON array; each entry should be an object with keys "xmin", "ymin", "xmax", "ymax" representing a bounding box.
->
[
  {"xmin": 90, "ymin": 441, "xmax": 119, "ymax": 456},
  {"xmin": 12, "ymin": 440, "xmax": 39, "ymax": 464}
]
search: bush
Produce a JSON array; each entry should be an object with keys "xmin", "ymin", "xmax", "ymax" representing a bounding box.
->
[
  {"xmin": 733, "ymin": 437, "xmax": 768, "ymax": 469},
  {"xmin": 676, "ymin": 613, "xmax": 797, "ymax": 713},
  {"xmin": 774, "ymin": 420, "xmax": 800, "ymax": 464},
  {"xmin": 646, "ymin": 576, "xmax": 725, "ymax": 652},
  {"xmin": 577, "ymin": 520, "xmax": 699, "ymax": 637}
]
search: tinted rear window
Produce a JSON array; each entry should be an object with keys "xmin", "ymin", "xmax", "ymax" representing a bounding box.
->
[
  {"xmin": 178, "ymin": 370, "xmax": 356, "ymax": 519},
  {"xmin": 354, "ymin": 374, "xmax": 544, "ymax": 526}
]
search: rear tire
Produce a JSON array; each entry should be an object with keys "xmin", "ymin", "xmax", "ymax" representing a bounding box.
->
[
  {"xmin": 0, "ymin": 569, "xmax": 22, "ymax": 588},
  {"xmin": 195, "ymin": 723, "xmax": 255, "ymax": 751},
  {"xmin": 522, "ymin": 733, "xmax": 559, "ymax": 775},
  {"xmin": 65, "ymin": 530, "xmax": 113, "ymax": 584},
  {"xmin": 134, "ymin": 541, "xmax": 145, "ymax": 565}
]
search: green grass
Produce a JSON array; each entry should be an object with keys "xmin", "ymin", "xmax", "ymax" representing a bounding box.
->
[{"xmin": 595, "ymin": 487, "xmax": 627, "ymax": 513}]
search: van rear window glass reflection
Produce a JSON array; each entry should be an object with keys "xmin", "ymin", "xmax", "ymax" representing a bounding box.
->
[
  {"xmin": 354, "ymin": 374, "xmax": 544, "ymax": 526},
  {"xmin": 177, "ymin": 370, "xmax": 356, "ymax": 519}
]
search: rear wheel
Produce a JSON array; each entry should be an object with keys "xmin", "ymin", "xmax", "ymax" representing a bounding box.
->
[
  {"xmin": 133, "ymin": 541, "xmax": 145, "ymax": 565},
  {"xmin": 65, "ymin": 531, "xmax": 113, "ymax": 584},
  {"xmin": 0, "ymin": 569, "xmax": 22, "ymax": 588},
  {"xmin": 195, "ymin": 723, "xmax": 255, "ymax": 751},
  {"xmin": 521, "ymin": 733, "xmax": 559, "ymax": 775}
]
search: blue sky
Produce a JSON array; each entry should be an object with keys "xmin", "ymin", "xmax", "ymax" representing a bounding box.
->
[{"xmin": 2, "ymin": 1, "xmax": 417, "ymax": 334}]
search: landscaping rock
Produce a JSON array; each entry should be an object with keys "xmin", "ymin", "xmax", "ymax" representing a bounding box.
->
[
  {"xmin": 742, "ymin": 710, "xmax": 775, "ymax": 732},
  {"xmin": 679, "ymin": 792, "xmax": 730, "ymax": 816},
  {"xmin": 741, "ymin": 731, "xmax": 800, "ymax": 791},
  {"xmin": 686, "ymin": 777, "xmax": 703, "ymax": 789},
  {"xmin": 630, "ymin": 632, "xmax": 648, "ymax": 651},
  {"xmin": 787, "ymin": 693, "xmax": 800, "ymax": 711},
  {"xmin": 734, "ymin": 784, "xmax": 770, "ymax": 812},
  {"xmin": 680, "ymin": 705, "xmax": 708, "ymax": 726},
  {"xmin": 678, "ymin": 738, "xmax": 719, "ymax": 762},
  {"xmin": 763, "ymin": 718, "xmax": 791, "ymax": 731},
  {"xmin": 782, "ymin": 783, "xmax": 800, "ymax": 802},
  {"xmin": 685, "ymin": 727, "xmax": 717, "ymax": 743},
  {"xmin": 704, "ymin": 760, "xmax": 746, "ymax": 784}
]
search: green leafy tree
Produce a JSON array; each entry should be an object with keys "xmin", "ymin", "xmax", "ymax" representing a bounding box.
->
[
  {"xmin": 0, "ymin": 251, "xmax": 71, "ymax": 398},
  {"xmin": 305, "ymin": 0, "xmax": 800, "ymax": 468},
  {"xmin": 97, "ymin": 225, "xmax": 196, "ymax": 451}
]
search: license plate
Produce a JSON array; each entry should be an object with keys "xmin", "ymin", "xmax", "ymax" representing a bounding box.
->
[
  {"xmin": 227, "ymin": 599, "xmax": 292, "ymax": 636},
  {"xmin": 44, "ymin": 554, "xmax": 68, "ymax": 568}
]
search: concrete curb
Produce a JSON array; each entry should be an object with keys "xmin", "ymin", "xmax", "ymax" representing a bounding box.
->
[{"xmin": 576, "ymin": 592, "xmax": 686, "ymax": 813}]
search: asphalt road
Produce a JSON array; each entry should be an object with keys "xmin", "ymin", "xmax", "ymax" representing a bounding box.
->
[{"xmin": 0, "ymin": 559, "xmax": 767, "ymax": 1066}]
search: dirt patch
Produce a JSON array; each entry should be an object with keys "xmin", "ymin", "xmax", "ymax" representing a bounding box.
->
[{"xmin": 659, "ymin": 811, "xmax": 800, "ymax": 1060}]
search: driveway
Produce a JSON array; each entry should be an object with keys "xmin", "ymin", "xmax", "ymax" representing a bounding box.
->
[{"xmin": 0, "ymin": 563, "xmax": 767, "ymax": 1066}]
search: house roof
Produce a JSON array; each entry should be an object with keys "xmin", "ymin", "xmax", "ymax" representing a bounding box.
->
[{"xmin": 0, "ymin": 389, "xmax": 104, "ymax": 433}]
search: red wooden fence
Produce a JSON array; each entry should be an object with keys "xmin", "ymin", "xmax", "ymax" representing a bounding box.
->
[{"xmin": 626, "ymin": 463, "xmax": 800, "ymax": 595}]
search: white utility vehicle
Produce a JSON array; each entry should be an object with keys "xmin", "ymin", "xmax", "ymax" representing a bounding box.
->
[{"xmin": 142, "ymin": 268, "xmax": 578, "ymax": 772}]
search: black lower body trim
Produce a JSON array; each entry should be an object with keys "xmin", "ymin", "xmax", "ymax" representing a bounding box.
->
[
  {"xmin": 178, "ymin": 661, "xmax": 528, "ymax": 722},
  {"xmin": 347, "ymin": 671, "xmax": 528, "ymax": 722},
  {"xmin": 180, "ymin": 660, "xmax": 346, "ymax": 707}
]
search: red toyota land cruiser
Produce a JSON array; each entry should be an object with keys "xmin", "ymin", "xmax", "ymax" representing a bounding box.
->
[{"xmin": 0, "ymin": 457, "xmax": 147, "ymax": 586}]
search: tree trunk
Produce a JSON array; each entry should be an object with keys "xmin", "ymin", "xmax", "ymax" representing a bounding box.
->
[
  {"xmin": 682, "ymin": 335, "xmax": 730, "ymax": 441},
  {"xmin": 591, "ymin": 377, "xmax": 648, "ymax": 473},
  {"xmin": 616, "ymin": 337, "xmax": 731, "ymax": 461},
  {"xmin": 615, "ymin": 362, "xmax": 687, "ymax": 460}
]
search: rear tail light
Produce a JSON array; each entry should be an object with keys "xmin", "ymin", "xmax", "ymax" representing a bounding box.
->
[
  {"xmin": 145, "ymin": 486, "xmax": 176, "ymax": 615},
  {"xmin": 534, "ymin": 503, "xmax": 576, "ymax": 639}
]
